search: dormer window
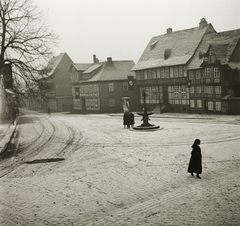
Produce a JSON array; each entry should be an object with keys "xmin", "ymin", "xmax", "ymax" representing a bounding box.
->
[
  {"xmin": 150, "ymin": 40, "xmax": 158, "ymax": 50},
  {"xmin": 164, "ymin": 49, "xmax": 171, "ymax": 59}
]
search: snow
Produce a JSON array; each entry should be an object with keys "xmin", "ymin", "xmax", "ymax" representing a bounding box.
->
[{"xmin": 0, "ymin": 112, "xmax": 240, "ymax": 225}]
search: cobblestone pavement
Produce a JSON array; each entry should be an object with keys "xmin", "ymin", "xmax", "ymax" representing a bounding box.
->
[{"xmin": 0, "ymin": 113, "xmax": 239, "ymax": 225}]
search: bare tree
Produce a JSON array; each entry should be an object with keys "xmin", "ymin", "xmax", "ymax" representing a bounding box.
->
[{"xmin": 0, "ymin": 0, "xmax": 58, "ymax": 102}]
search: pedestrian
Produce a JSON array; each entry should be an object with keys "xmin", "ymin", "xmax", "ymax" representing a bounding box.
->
[
  {"xmin": 123, "ymin": 112, "xmax": 129, "ymax": 128},
  {"xmin": 129, "ymin": 112, "xmax": 135, "ymax": 128},
  {"xmin": 11, "ymin": 107, "xmax": 16, "ymax": 125},
  {"xmin": 187, "ymin": 138, "xmax": 202, "ymax": 179},
  {"xmin": 47, "ymin": 107, "xmax": 51, "ymax": 115}
]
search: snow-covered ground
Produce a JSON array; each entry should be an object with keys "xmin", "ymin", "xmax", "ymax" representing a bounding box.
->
[{"xmin": 0, "ymin": 112, "xmax": 240, "ymax": 225}]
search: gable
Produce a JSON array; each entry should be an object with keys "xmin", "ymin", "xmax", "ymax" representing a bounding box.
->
[
  {"xmin": 187, "ymin": 28, "xmax": 240, "ymax": 70},
  {"xmin": 47, "ymin": 52, "xmax": 73, "ymax": 75},
  {"xmin": 229, "ymin": 39, "xmax": 240, "ymax": 62}
]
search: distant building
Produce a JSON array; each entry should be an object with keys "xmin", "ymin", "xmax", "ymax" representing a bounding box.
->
[
  {"xmin": 40, "ymin": 52, "xmax": 73, "ymax": 112},
  {"xmin": 69, "ymin": 55, "xmax": 140, "ymax": 113},
  {"xmin": 132, "ymin": 18, "xmax": 240, "ymax": 114}
]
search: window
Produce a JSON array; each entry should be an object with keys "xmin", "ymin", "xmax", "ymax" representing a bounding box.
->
[
  {"xmin": 123, "ymin": 82, "xmax": 128, "ymax": 91},
  {"xmin": 136, "ymin": 71, "xmax": 144, "ymax": 80},
  {"xmin": 74, "ymin": 99, "xmax": 81, "ymax": 110},
  {"xmin": 136, "ymin": 71, "xmax": 140, "ymax": 80},
  {"xmin": 215, "ymin": 86, "xmax": 221, "ymax": 94},
  {"xmin": 181, "ymin": 87, "xmax": 186, "ymax": 99},
  {"xmin": 93, "ymin": 84, "xmax": 98, "ymax": 93},
  {"xmin": 109, "ymin": 98, "xmax": 115, "ymax": 107},
  {"xmin": 152, "ymin": 69, "xmax": 157, "ymax": 79},
  {"xmin": 196, "ymin": 70, "xmax": 201, "ymax": 79},
  {"xmin": 196, "ymin": 86, "xmax": 201, "ymax": 93},
  {"xmin": 205, "ymin": 68, "xmax": 211, "ymax": 78},
  {"xmin": 190, "ymin": 100, "xmax": 195, "ymax": 108},
  {"xmin": 203, "ymin": 85, "xmax": 207, "ymax": 93},
  {"xmin": 165, "ymin": 68, "xmax": 170, "ymax": 78},
  {"xmin": 157, "ymin": 68, "xmax": 161, "ymax": 78},
  {"xmin": 174, "ymin": 86, "xmax": 179, "ymax": 99},
  {"xmin": 197, "ymin": 100, "xmax": 202, "ymax": 109},
  {"xmin": 189, "ymin": 71, "xmax": 194, "ymax": 80},
  {"xmin": 89, "ymin": 85, "xmax": 93, "ymax": 93},
  {"xmin": 147, "ymin": 69, "xmax": 151, "ymax": 79},
  {"xmin": 71, "ymin": 73, "xmax": 78, "ymax": 82},
  {"xmin": 214, "ymin": 68, "xmax": 220, "ymax": 77},
  {"xmin": 216, "ymin": 102, "xmax": 221, "ymax": 111},
  {"xmin": 174, "ymin": 66, "xmax": 179, "ymax": 78},
  {"xmin": 208, "ymin": 101, "xmax": 213, "ymax": 111},
  {"xmin": 179, "ymin": 66, "xmax": 183, "ymax": 77},
  {"xmin": 190, "ymin": 87, "xmax": 194, "ymax": 94},
  {"xmin": 207, "ymin": 86, "xmax": 213, "ymax": 94},
  {"xmin": 140, "ymin": 71, "xmax": 144, "ymax": 80},
  {"xmin": 160, "ymin": 68, "xmax": 165, "ymax": 78},
  {"xmin": 109, "ymin": 83, "xmax": 114, "ymax": 92}
]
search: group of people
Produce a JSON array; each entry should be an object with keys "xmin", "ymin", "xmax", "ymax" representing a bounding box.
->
[{"xmin": 123, "ymin": 111, "xmax": 135, "ymax": 129}]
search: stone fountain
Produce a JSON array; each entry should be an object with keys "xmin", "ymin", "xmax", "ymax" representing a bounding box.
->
[{"xmin": 133, "ymin": 91, "xmax": 160, "ymax": 131}]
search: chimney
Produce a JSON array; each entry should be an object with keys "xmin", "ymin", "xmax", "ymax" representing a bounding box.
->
[
  {"xmin": 107, "ymin": 57, "xmax": 112, "ymax": 64},
  {"xmin": 93, "ymin": 55, "xmax": 99, "ymax": 63},
  {"xmin": 199, "ymin": 18, "xmax": 208, "ymax": 29},
  {"xmin": 166, "ymin": 28, "xmax": 173, "ymax": 35}
]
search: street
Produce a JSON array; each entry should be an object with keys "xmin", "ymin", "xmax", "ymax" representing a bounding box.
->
[{"xmin": 0, "ymin": 111, "xmax": 240, "ymax": 225}]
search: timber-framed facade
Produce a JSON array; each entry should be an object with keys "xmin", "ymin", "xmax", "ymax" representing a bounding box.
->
[{"xmin": 132, "ymin": 18, "xmax": 240, "ymax": 114}]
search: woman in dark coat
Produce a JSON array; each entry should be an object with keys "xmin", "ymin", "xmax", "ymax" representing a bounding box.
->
[
  {"xmin": 188, "ymin": 139, "xmax": 202, "ymax": 179},
  {"xmin": 123, "ymin": 112, "xmax": 129, "ymax": 129},
  {"xmin": 129, "ymin": 112, "xmax": 135, "ymax": 128}
]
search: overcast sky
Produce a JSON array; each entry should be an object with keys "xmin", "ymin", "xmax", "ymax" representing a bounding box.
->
[{"xmin": 34, "ymin": 0, "xmax": 240, "ymax": 64}]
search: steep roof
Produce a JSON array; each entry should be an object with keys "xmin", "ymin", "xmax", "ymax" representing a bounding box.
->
[
  {"xmin": 211, "ymin": 44, "xmax": 229, "ymax": 64},
  {"xmin": 132, "ymin": 23, "xmax": 215, "ymax": 71},
  {"xmin": 47, "ymin": 52, "xmax": 73, "ymax": 75},
  {"xmin": 187, "ymin": 28, "xmax": 240, "ymax": 70},
  {"xmin": 82, "ymin": 64, "xmax": 102, "ymax": 74},
  {"xmin": 82, "ymin": 60, "xmax": 135, "ymax": 82}
]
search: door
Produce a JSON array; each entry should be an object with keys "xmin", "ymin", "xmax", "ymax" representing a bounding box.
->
[
  {"xmin": 81, "ymin": 98, "xmax": 86, "ymax": 111},
  {"xmin": 162, "ymin": 86, "xmax": 169, "ymax": 104}
]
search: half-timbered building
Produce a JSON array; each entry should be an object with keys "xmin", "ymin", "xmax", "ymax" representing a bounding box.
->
[
  {"xmin": 187, "ymin": 29, "xmax": 240, "ymax": 114},
  {"xmin": 132, "ymin": 19, "xmax": 240, "ymax": 114}
]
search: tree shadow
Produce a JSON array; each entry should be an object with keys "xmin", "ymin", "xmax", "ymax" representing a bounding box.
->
[{"xmin": 25, "ymin": 158, "xmax": 65, "ymax": 164}]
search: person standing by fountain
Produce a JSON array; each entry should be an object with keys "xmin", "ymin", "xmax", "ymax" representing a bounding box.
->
[
  {"xmin": 123, "ymin": 112, "xmax": 129, "ymax": 129},
  {"xmin": 188, "ymin": 139, "xmax": 202, "ymax": 179},
  {"xmin": 129, "ymin": 112, "xmax": 135, "ymax": 128}
]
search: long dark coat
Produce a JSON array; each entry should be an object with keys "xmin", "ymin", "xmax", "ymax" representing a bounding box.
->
[
  {"xmin": 187, "ymin": 145, "xmax": 202, "ymax": 174},
  {"xmin": 129, "ymin": 112, "xmax": 135, "ymax": 126},
  {"xmin": 123, "ymin": 113, "xmax": 129, "ymax": 126}
]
